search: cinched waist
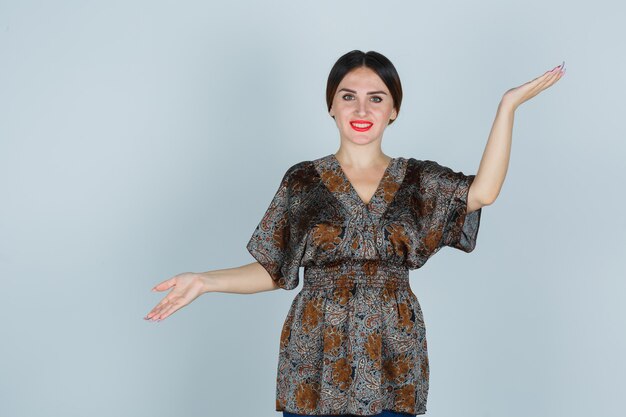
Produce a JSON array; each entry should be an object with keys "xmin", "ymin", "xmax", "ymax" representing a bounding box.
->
[{"xmin": 303, "ymin": 260, "xmax": 409, "ymax": 289}]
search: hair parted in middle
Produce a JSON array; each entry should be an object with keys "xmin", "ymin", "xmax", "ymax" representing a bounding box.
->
[{"xmin": 326, "ymin": 50, "xmax": 403, "ymax": 126}]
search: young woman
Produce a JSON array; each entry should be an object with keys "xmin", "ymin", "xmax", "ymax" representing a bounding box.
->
[{"xmin": 145, "ymin": 50, "xmax": 565, "ymax": 416}]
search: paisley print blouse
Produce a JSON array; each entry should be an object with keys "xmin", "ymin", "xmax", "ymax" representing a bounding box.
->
[{"xmin": 246, "ymin": 153, "xmax": 482, "ymax": 416}]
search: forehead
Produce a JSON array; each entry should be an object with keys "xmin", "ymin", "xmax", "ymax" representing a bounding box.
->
[{"xmin": 337, "ymin": 67, "xmax": 388, "ymax": 91}]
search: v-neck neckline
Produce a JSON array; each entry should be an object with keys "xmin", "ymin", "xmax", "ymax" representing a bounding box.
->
[
  {"xmin": 330, "ymin": 153, "xmax": 395, "ymax": 208},
  {"xmin": 313, "ymin": 153, "xmax": 408, "ymax": 225}
]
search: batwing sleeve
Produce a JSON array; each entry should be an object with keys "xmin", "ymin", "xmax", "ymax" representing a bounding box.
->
[
  {"xmin": 421, "ymin": 160, "xmax": 482, "ymax": 253},
  {"xmin": 246, "ymin": 167, "xmax": 300, "ymax": 290}
]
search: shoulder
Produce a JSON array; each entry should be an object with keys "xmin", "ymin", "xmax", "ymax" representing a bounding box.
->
[
  {"xmin": 407, "ymin": 158, "xmax": 450, "ymax": 172},
  {"xmin": 403, "ymin": 158, "xmax": 435, "ymax": 183},
  {"xmin": 283, "ymin": 160, "xmax": 312, "ymax": 177},
  {"xmin": 406, "ymin": 158, "xmax": 456, "ymax": 177},
  {"xmin": 403, "ymin": 158, "xmax": 463, "ymax": 194},
  {"xmin": 281, "ymin": 160, "xmax": 321, "ymax": 195}
]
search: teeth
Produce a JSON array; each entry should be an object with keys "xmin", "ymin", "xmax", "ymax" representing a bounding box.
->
[{"xmin": 352, "ymin": 123, "xmax": 372, "ymax": 128}]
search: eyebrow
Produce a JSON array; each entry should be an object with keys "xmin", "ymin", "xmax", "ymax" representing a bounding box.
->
[{"xmin": 338, "ymin": 88, "xmax": 388, "ymax": 95}]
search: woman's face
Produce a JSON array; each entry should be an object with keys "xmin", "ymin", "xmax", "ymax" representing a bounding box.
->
[{"xmin": 329, "ymin": 66, "xmax": 397, "ymax": 146}]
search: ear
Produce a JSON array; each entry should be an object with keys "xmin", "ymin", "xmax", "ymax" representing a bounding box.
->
[{"xmin": 390, "ymin": 108, "xmax": 397, "ymax": 120}]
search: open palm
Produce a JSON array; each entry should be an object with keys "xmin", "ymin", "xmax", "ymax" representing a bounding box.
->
[
  {"xmin": 503, "ymin": 61, "xmax": 566, "ymax": 110},
  {"xmin": 144, "ymin": 272, "xmax": 205, "ymax": 322}
]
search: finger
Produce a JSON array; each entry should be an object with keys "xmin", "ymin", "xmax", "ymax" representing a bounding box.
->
[
  {"xmin": 547, "ymin": 62, "xmax": 564, "ymax": 74},
  {"xmin": 548, "ymin": 71, "xmax": 564, "ymax": 86},
  {"xmin": 530, "ymin": 68, "xmax": 561, "ymax": 94},
  {"xmin": 542, "ymin": 67, "xmax": 561, "ymax": 82},
  {"xmin": 145, "ymin": 297, "xmax": 174, "ymax": 320},
  {"xmin": 153, "ymin": 300, "xmax": 183, "ymax": 321},
  {"xmin": 147, "ymin": 304, "xmax": 170, "ymax": 321},
  {"xmin": 541, "ymin": 67, "xmax": 565, "ymax": 89},
  {"xmin": 526, "ymin": 68, "xmax": 558, "ymax": 88},
  {"xmin": 548, "ymin": 63, "xmax": 566, "ymax": 79},
  {"xmin": 152, "ymin": 277, "xmax": 177, "ymax": 292},
  {"xmin": 539, "ymin": 65, "xmax": 562, "ymax": 81}
]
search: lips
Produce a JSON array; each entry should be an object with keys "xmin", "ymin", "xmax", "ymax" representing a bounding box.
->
[{"xmin": 350, "ymin": 120, "xmax": 373, "ymax": 132}]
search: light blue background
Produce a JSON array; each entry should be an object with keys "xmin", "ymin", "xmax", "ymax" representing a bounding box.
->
[{"xmin": 1, "ymin": 1, "xmax": 624, "ymax": 416}]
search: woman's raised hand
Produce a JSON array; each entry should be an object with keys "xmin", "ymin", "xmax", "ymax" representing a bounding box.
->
[
  {"xmin": 144, "ymin": 272, "xmax": 206, "ymax": 322},
  {"xmin": 501, "ymin": 61, "xmax": 566, "ymax": 110}
]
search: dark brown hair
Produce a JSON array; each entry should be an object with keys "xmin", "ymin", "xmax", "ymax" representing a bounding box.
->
[{"xmin": 326, "ymin": 50, "xmax": 403, "ymax": 126}]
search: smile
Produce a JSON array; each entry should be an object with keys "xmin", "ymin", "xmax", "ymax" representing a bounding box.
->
[{"xmin": 350, "ymin": 120, "xmax": 373, "ymax": 132}]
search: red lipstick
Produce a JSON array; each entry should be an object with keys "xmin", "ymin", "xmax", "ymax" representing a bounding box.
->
[{"xmin": 350, "ymin": 120, "xmax": 373, "ymax": 132}]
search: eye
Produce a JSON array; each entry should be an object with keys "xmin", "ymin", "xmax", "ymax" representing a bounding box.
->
[{"xmin": 341, "ymin": 94, "xmax": 383, "ymax": 103}]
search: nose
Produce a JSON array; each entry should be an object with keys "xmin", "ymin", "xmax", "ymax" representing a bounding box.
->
[{"xmin": 355, "ymin": 98, "xmax": 368, "ymax": 117}]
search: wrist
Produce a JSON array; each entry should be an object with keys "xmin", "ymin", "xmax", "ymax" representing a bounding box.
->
[
  {"xmin": 198, "ymin": 270, "xmax": 218, "ymax": 294},
  {"xmin": 499, "ymin": 96, "xmax": 518, "ymax": 114}
]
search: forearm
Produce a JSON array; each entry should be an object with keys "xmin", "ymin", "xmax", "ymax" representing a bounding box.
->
[
  {"xmin": 199, "ymin": 262, "xmax": 280, "ymax": 295},
  {"xmin": 473, "ymin": 99, "xmax": 516, "ymax": 205}
]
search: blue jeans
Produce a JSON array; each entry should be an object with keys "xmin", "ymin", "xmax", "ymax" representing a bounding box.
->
[{"xmin": 283, "ymin": 410, "xmax": 416, "ymax": 417}]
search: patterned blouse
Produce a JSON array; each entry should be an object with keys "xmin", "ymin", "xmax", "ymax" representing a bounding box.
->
[{"xmin": 246, "ymin": 153, "xmax": 483, "ymax": 416}]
